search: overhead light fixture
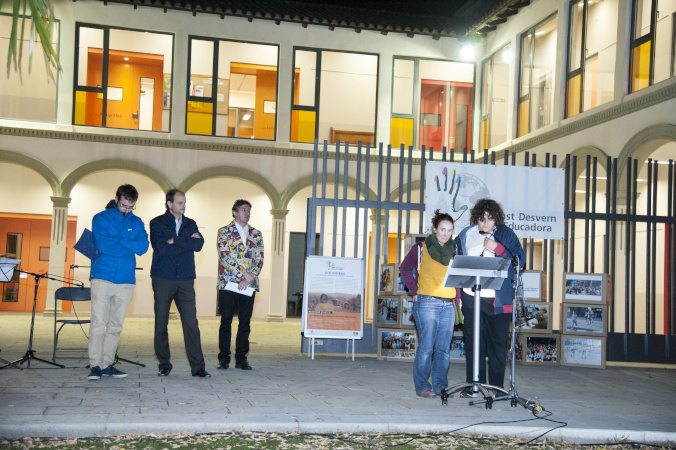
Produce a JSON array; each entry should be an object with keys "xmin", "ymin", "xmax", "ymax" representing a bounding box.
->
[
  {"xmin": 460, "ymin": 44, "xmax": 475, "ymax": 61},
  {"xmin": 242, "ymin": 113, "xmax": 252, "ymax": 121},
  {"xmin": 124, "ymin": 57, "xmax": 130, "ymax": 61}
]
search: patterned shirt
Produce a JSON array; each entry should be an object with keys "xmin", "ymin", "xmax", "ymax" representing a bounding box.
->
[{"xmin": 216, "ymin": 221, "xmax": 264, "ymax": 291}]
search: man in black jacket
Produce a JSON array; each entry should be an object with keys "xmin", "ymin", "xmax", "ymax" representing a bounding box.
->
[{"xmin": 150, "ymin": 189, "xmax": 210, "ymax": 378}]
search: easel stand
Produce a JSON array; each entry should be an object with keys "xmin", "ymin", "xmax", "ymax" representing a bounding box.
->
[
  {"xmin": 306, "ymin": 337, "xmax": 356, "ymax": 361},
  {"xmin": 0, "ymin": 271, "xmax": 81, "ymax": 370}
]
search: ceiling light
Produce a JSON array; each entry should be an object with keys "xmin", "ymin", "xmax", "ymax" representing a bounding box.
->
[
  {"xmin": 242, "ymin": 113, "xmax": 252, "ymax": 121},
  {"xmin": 124, "ymin": 57, "xmax": 130, "ymax": 61},
  {"xmin": 460, "ymin": 44, "xmax": 475, "ymax": 61}
]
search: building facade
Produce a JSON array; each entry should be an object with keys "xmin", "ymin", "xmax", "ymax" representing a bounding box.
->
[{"xmin": 0, "ymin": 1, "xmax": 674, "ymax": 356}]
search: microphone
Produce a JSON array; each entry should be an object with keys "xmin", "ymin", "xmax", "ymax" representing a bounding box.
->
[{"xmin": 491, "ymin": 232, "xmax": 514, "ymax": 259}]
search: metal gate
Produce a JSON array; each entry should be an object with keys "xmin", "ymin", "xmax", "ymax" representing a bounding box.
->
[{"xmin": 305, "ymin": 140, "xmax": 675, "ymax": 363}]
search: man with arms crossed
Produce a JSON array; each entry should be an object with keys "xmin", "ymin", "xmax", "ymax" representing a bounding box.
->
[
  {"xmin": 216, "ymin": 200, "xmax": 264, "ymax": 371},
  {"xmin": 150, "ymin": 189, "xmax": 210, "ymax": 378},
  {"xmin": 88, "ymin": 184, "xmax": 149, "ymax": 380}
]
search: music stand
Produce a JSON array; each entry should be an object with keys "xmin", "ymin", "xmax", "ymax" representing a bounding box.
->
[
  {"xmin": 0, "ymin": 258, "xmax": 23, "ymax": 369},
  {"xmin": 439, "ymin": 255, "xmax": 509, "ymax": 405},
  {"xmin": 0, "ymin": 269, "xmax": 81, "ymax": 370}
]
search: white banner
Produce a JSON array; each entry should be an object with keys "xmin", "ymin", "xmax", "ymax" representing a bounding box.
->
[{"xmin": 425, "ymin": 161, "xmax": 565, "ymax": 239}]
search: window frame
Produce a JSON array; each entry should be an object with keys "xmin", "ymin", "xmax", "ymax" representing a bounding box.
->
[
  {"xmin": 565, "ymin": 0, "xmax": 588, "ymax": 118},
  {"xmin": 390, "ymin": 55, "xmax": 476, "ymax": 152},
  {"xmin": 0, "ymin": 12, "xmax": 60, "ymax": 123},
  {"xmin": 629, "ymin": 0, "xmax": 659, "ymax": 92},
  {"xmin": 479, "ymin": 43, "xmax": 510, "ymax": 151},
  {"xmin": 291, "ymin": 46, "xmax": 379, "ymax": 145},
  {"xmin": 72, "ymin": 22, "xmax": 174, "ymax": 131},
  {"xmin": 518, "ymin": 13, "xmax": 557, "ymax": 136},
  {"xmin": 186, "ymin": 35, "xmax": 280, "ymax": 140}
]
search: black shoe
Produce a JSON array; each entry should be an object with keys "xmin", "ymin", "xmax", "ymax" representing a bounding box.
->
[
  {"xmin": 235, "ymin": 359, "xmax": 252, "ymax": 370},
  {"xmin": 192, "ymin": 368, "xmax": 211, "ymax": 378},
  {"xmin": 460, "ymin": 387, "xmax": 478, "ymax": 398},
  {"xmin": 217, "ymin": 360, "xmax": 229, "ymax": 370},
  {"xmin": 158, "ymin": 367, "xmax": 171, "ymax": 377}
]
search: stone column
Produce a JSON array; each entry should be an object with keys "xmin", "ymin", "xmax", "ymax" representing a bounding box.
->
[
  {"xmin": 43, "ymin": 196, "xmax": 71, "ymax": 317},
  {"xmin": 266, "ymin": 209, "xmax": 289, "ymax": 322}
]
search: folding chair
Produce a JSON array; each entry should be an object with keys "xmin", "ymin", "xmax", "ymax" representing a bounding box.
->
[{"xmin": 53, "ymin": 287, "xmax": 91, "ymax": 364}]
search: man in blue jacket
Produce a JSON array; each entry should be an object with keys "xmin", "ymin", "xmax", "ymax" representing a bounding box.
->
[
  {"xmin": 88, "ymin": 184, "xmax": 149, "ymax": 381},
  {"xmin": 150, "ymin": 189, "xmax": 210, "ymax": 378}
]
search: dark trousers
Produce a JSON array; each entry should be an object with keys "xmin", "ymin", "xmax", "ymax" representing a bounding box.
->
[
  {"xmin": 217, "ymin": 289, "xmax": 255, "ymax": 363},
  {"xmin": 153, "ymin": 278, "xmax": 205, "ymax": 375},
  {"xmin": 461, "ymin": 291, "xmax": 511, "ymax": 388}
]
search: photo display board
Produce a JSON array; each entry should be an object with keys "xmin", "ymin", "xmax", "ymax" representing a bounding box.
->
[{"xmin": 302, "ymin": 256, "xmax": 364, "ymax": 339}]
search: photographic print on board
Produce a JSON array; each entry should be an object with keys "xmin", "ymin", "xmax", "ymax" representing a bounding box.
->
[
  {"xmin": 563, "ymin": 273, "xmax": 609, "ymax": 303},
  {"xmin": 521, "ymin": 270, "xmax": 547, "ymax": 300},
  {"xmin": 375, "ymin": 296, "xmax": 401, "ymax": 327},
  {"xmin": 395, "ymin": 265, "xmax": 410, "ymax": 294},
  {"xmin": 449, "ymin": 333, "xmax": 465, "ymax": 362},
  {"xmin": 515, "ymin": 301, "xmax": 552, "ymax": 333},
  {"xmin": 400, "ymin": 296, "xmax": 416, "ymax": 329},
  {"xmin": 562, "ymin": 336, "xmax": 606, "ymax": 369},
  {"xmin": 521, "ymin": 334, "xmax": 559, "ymax": 365},
  {"xmin": 377, "ymin": 328, "xmax": 417, "ymax": 361},
  {"xmin": 562, "ymin": 303, "xmax": 607, "ymax": 336},
  {"xmin": 379, "ymin": 264, "xmax": 396, "ymax": 294},
  {"xmin": 506, "ymin": 331, "xmax": 522, "ymax": 363},
  {"xmin": 403, "ymin": 234, "xmax": 426, "ymax": 256}
]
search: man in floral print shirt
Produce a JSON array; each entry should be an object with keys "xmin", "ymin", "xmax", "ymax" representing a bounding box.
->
[{"xmin": 216, "ymin": 199, "xmax": 264, "ymax": 371}]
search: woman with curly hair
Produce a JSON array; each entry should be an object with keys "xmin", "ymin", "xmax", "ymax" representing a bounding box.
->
[
  {"xmin": 455, "ymin": 198, "xmax": 525, "ymax": 397},
  {"xmin": 400, "ymin": 209, "xmax": 457, "ymax": 398}
]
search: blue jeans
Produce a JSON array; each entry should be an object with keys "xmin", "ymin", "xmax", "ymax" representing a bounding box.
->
[{"xmin": 412, "ymin": 295, "xmax": 455, "ymax": 395}]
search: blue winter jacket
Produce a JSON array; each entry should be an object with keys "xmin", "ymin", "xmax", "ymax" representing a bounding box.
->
[
  {"xmin": 455, "ymin": 224, "xmax": 525, "ymax": 314},
  {"xmin": 150, "ymin": 211, "xmax": 204, "ymax": 281},
  {"xmin": 90, "ymin": 205, "xmax": 149, "ymax": 285}
]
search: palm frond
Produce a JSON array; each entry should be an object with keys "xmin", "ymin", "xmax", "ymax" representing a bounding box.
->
[{"xmin": 2, "ymin": 0, "xmax": 62, "ymax": 83}]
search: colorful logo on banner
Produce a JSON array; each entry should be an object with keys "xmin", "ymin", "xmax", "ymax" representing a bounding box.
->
[{"xmin": 425, "ymin": 161, "xmax": 565, "ymax": 239}]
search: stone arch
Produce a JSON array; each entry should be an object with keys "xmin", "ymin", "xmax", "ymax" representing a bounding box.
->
[
  {"xmin": 557, "ymin": 146, "xmax": 610, "ymax": 179},
  {"xmin": 389, "ymin": 180, "xmax": 423, "ymax": 203},
  {"xmin": 617, "ymin": 123, "xmax": 676, "ymax": 180},
  {"xmin": 61, "ymin": 159, "xmax": 173, "ymax": 197},
  {"xmin": 179, "ymin": 167, "xmax": 282, "ymax": 210},
  {"xmin": 0, "ymin": 150, "xmax": 60, "ymax": 196},
  {"xmin": 280, "ymin": 174, "xmax": 378, "ymax": 210}
]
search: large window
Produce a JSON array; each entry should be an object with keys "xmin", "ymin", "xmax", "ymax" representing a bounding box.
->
[
  {"xmin": 566, "ymin": 0, "xmax": 618, "ymax": 118},
  {"xmin": 0, "ymin": 14, "xmax": 59, "ymax": 122},
  {"xmin": 391, "ymin": 57, "xmax": 474, "ymax": 152},
  {"xmin": 73, "ymin": 24, "xmax": 173, "ymax": 131},
  {"xmin": 292, "ymin": 48, "xmax": 378, "ymax": 145},
  {"xmin": 479, "ymin": 45, "xmax": 511, "ymax": 151},
  {"xmin": 630, "ymin": 0, "xmax": 676, "ymax": 92},
  {"xmin": 517, "ymin": 15, "xmax": 557, "ymax": 137},
  {"xmin": 186, "ymin": 38, "xmax": 278, "ymax": 139}
]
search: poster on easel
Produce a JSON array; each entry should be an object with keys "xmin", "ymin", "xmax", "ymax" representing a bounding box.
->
[{"xmin": 302, "ymin": 255, "xmax": 364, "ymax": 339}]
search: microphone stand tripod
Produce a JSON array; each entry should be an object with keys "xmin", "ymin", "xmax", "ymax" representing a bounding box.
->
[
  {"xmin": 459, "ymin": 256, "xmax": 543, "ymax": 413},
  {"xmin": 0, "ymin": 271, "xmax": 83, "ymax": 370},
  {"xmin": 440, "ymin": 255, "xmax": 510, "ymax": 407}
]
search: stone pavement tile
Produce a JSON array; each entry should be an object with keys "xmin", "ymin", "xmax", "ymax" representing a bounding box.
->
[
  {"xmin": 44, "ymin": 406, "xmax": 141, "ymax": 415},
  {"xmin": 0, "ymin": 406, "xmax": 48, "ymax": 415}
]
